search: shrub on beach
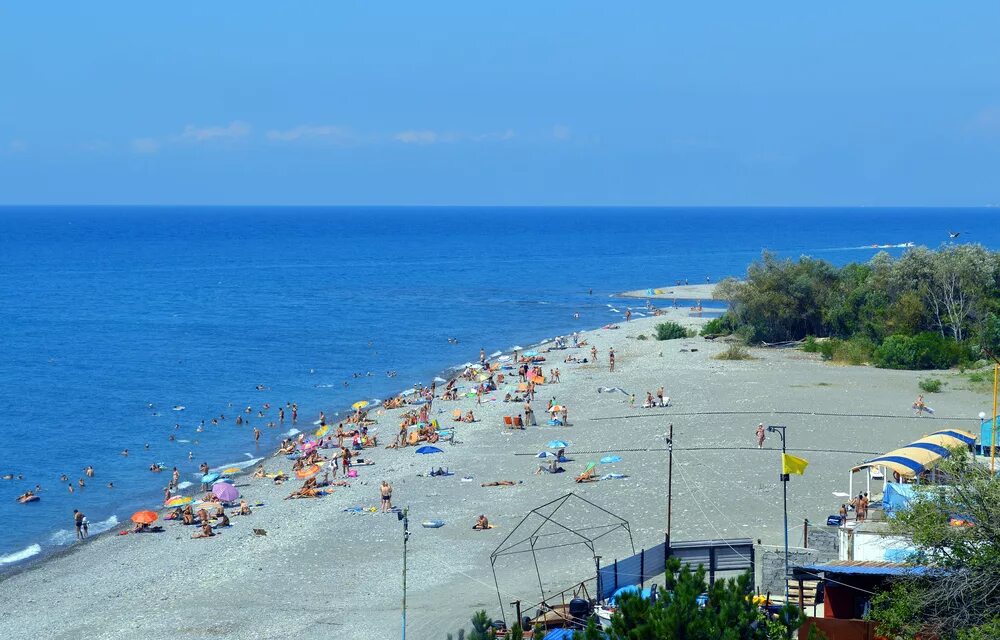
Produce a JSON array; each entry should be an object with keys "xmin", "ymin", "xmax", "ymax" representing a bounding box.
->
[
  {"xmin": 918, "ymin": 378, "xmax": 943, "ymax": 393},
  {"xmin": 801, "ymin": 336, "xmax": 819, "ymax": 352},
  {"xmin": 713, "ymin": 344, "xmax": 753, "ymax": 360},
  {"xmin": 655, "ymin": 321, "xmax": 688, "ymax": 341},
  {"xmin": 700, "ymin": 313, "xmax": 735, "ymax": 336},
  {"xmin": 873, "ymin": 332, "xmax": 966, "ymax": 370}
]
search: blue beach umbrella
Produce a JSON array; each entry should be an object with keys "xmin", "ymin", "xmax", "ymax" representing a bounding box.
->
[
  {"xmin": 600, "ymin": 455, "xmax": 622, "ymax": 464},
  {"xmin": 415, "ymin": 446, "xmax": 443, "ymax": 455},
  {"xmin": 201, "ymin": 472, "xmax": 220, "ymax": 484},
  {"xmin": 547, "ymin": 440, "xmax": 569, "ymax": 449},
  {"xmin": 536, "ymin": 451, "xmax": 556, "ymax": 459},
  {"xmin": 523, "ymin": 350, "xmax": 538, "ymax": 357}
]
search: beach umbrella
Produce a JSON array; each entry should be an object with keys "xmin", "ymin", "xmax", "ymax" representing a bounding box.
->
[
  {"xmin": 600, "ymin": 455, "xmax": 622, "ymax": 464},
  {"xmin": 352, "ymin": 400, "xmax": 369, "ymax": 410},
  {"xmin": 201, "ymin": 472, "xmax": 220, "ymax": 484},
  {"xmin": 477, "ymin": 374, "xmax": 488, "ymax": 382},
  {"xmin": 523, "ymin": 350, "xmax": 538, "ymax": 357},
  {"xmin": 296, "ymin": 464, "xmax": 322, "ymax": 479},
  {"xmin": 212, "ymin": 482, "xmax": 239, "ymax": 502},
  {"xmin": 300, "ymin": 440, "xmax": 320, "ymax": 452},
  {"xmin": 165, "ymin": 496, "xmax": 192, "ymax": 507},
  {"xmin": 315, "ymin": 425, "xmax": 329, "ymax": 437},
  {"xmin": 131, "ymin": 510, "xmax": 158, "ymax": 525},
  {"xmin": 433, "ymin": 376, "xmax": 447, "ymax": 384},
  {"xmin": 221, "ymin": 467, "xmax": 241, "ymax": 475},
  {"xmin": 415, "ymin": 446, "xmax": 443, "ymax": 455},
  {"xmin": 548, "ymin": 405, "xmax": 564, "ymax": 413},
  {"xmin": 547, "ymin": 440, "xmax": 569, "ymax": 449},
  {"xmin": 536, "ymin": 451, "xmax": 556, "ymax": 459}
]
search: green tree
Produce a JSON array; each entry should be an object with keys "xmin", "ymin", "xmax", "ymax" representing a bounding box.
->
[
  {"xmin": 869, "ymin": 452, "xmax": 1000, "ymax": 638},
  {"xmin": 573, "ymin": 557, "xmax": 804, "ymax": 639},
  {"xmin": 468, "ymin": 610, "xmax": 494, "ymax": 640}
]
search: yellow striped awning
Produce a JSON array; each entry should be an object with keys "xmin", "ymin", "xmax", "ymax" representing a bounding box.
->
[{"xmin": 854, "ymin": 429, "xmax": 977, "ymax": 478}]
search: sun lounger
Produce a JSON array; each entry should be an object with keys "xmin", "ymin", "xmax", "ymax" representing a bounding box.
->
[{"xmin": 503, "ymin": 416, "xmax": 514, "ymax": 427}]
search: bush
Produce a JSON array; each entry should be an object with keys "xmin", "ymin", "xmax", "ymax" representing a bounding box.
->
[
  {"xmin": 655, "ymin": 321, "xmax": 688, "ymax": 341},
  {"xmin": 872, "ymin": 332, "xmax": 966, "ymax": 370},
  {"xmin": 635, "ymin": 334, "xmax": 648, "ymax": 341},
  {"xmin": 818, "ymin": 338, "xmax": 839, "ymax": 361},
  {"xmin": 802, "ymin": 336, "xmax": 819, "ymax": 353},
  {"xmin": 918, "ymin": 378, "xmax": 942, "ymax": 393},
  {"xmin": 700, "ymin": 313, "xmax": 735, "ymax": 336},
  {"xmin": 714, "ymin": 344, "xmax": 753, "ymax": 360}
]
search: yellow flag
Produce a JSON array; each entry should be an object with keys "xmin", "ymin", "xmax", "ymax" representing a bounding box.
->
[{"xmin": 782, "ymin": 453, "xmax": 809, "ymax": 475}]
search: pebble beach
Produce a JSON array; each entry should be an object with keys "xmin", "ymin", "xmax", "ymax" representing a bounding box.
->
[{"xmin": 0, "ymin": 305, "xmax": 988, "ymax": 640}]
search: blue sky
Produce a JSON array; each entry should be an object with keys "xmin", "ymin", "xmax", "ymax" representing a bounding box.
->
[{"xmin": 1, "ymin": 2, "xmax": 999, "ymax": 206}]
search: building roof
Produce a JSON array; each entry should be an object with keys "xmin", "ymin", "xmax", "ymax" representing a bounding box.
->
[
  {"xmin": 799, "ymin": 560, "xmax": 931, "ymax": 577},
  {"xmin": 854, "ymin": 429, "xmax": 977, "ymax": 478}
]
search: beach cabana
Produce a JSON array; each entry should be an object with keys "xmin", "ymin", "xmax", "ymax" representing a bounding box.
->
[{"xmin": 848, "ymin": 429, "xmax": 977, "ymax": 499}]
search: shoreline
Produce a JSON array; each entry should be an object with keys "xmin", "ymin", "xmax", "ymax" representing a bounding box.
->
[
  {"xmin": 615, "ymin": 283, "xmax": 727, "ymax": 300},
  {"xmin": 1, "ymin": 302, "xmax": 702, "ymax": 579},
  {"xmin": 2, "ymin": 301, "xmax": 987, "ymax": 639}
]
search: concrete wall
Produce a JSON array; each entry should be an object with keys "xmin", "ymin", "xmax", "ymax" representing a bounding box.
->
[
  {"xmin": 804, "ymin": 523, "xmax": 839, "ymax": 558},
  {"xmin": 755, "ymin": 545, "xmax": 825, "ymax": 596}
]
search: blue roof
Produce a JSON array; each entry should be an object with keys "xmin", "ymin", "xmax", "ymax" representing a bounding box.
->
[
  {"xmin": 800, "ymin": 562, "xmax": 931, "ymax": 577},
  {"xmin": 543, "ymin": 630, "xmax": 577, "ymax": 640}
]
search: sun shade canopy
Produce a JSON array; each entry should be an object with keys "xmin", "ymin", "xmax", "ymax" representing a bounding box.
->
[{"xmin": 855, "ymin": 429, "xmax": 976, "ymax": 478}]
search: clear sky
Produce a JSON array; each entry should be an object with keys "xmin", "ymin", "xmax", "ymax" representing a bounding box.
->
[{"xmin": 2, "ymin": 2, "xmax": 999, "ymax": 206}]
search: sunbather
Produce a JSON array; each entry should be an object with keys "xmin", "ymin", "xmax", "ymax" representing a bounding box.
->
[
  {"xmin": 473, "ymin": 514, "xmax": 490, "ymax": 530},
  {"xmin": 481, "ymin": 480, "xmax": 521, "ymax": 487},
  {"xmin": 191, "ymin": 522, "xmax": 215, "ymax": 539}
]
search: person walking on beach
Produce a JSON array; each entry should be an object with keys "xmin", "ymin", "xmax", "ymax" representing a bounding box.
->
[
  {"xmin": 657, "ymin": 387, "xmax": 665, "ymax": 407},
  {"xmin": 590, "ymin": 346, "xmax": 598, "ymax": 362},
  {"xmin": 254, "ymin": 427, "xmax": 261, "ymax": 445},
  {"xmin": 524, "ymin": 402, "xmax": 536, "ymax": 426},
  {"xmin": 480, "ymin": 348, "xmax": 486, "ymax": 365},
  {"xmin": 609, "ymin": 347, "xmax": 615, "ymax": 372},
  {"xmin": 380, "ymin": 480, "xmax": 393, "ymax": 513},
  {"xmin": 73, "ymin": 509, "xmax": 86, "ymax": 540},
  {"xmin": 625, "ymin": 309, "xmax": 631, "ymax": 322},
  {"xmin": 755, "ymin": 423, "xmax": 766, "ymax": 449}
]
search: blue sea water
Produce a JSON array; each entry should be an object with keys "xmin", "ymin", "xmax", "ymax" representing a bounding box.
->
[{"xmin": 1, "ymin": 206, "xmax": 997, "ymax": 568}]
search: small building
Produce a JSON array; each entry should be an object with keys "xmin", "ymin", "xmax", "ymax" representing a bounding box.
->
[{"xmin": 794, "ymin": 561, "xmax": 930, "ymax": 640}]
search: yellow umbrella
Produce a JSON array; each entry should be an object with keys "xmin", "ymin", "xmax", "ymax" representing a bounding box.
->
[
  {"xmin": 165, "ymin": 496, "xmax": 192, "ymax": 507},
  {"xmin": 221, "ymin": 467, "xmax": 241, "ymax": 475},
  {"xmin": 352, "ymin": 400, "xmax": 369, "ymax": 410},
  {"xmin": 315, "ymin": 425, "xmax": 330, "ymax": 437}
]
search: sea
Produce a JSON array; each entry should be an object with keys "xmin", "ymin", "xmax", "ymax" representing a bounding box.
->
[{"xmin": 1, "ymin": 206, "xmax": 997, "ymax": 570}]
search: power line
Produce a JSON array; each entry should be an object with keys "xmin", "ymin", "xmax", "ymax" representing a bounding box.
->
[
  {"xmin": 514, "ymin": 446, "xmax": 881, "ymax": 456},
  {"xmin": 590, "ymin": 409, "xmax": 979, "ymax": 422}
]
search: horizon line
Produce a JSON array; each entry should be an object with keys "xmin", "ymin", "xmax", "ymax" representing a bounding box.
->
[{"xmin": 1, "ymin": 204, "xmax": 998, "ymax": 210}]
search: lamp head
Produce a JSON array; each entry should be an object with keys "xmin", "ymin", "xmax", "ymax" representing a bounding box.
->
[
  {"xmin": 980, "ymin": 412, "xmax": 987, "ymax": 420},
  {"xmin": 766, "ymin": 426, "xmax": 777, "ymax": 433}
]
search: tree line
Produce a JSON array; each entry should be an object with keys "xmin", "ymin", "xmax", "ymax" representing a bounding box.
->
[{"xmin": 707, "ymin": 245, "xmax": 1000, "ymax": 369}]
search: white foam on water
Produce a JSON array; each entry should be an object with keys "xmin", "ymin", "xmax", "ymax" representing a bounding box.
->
[
  {"xmin": 210, "ymin": 457, "xmax": 263, "ymax": 473},
  {"xmin": 89, "ymin": 514, "xmax": 119, "ymax": 535},
  {"xmin": 176, "ymin": 439, "xmax": 190, "ymax": 443},
  {"xmin": 286, "ymin": 428, "xmax": 300, "ymax": 436},
  {"xmin": 176, "ymin": 481, "xmax": 193, "ymax": 490},
  {"xmin": 0, "ymin": 543, "xmax": 41, "ymax": 564}
]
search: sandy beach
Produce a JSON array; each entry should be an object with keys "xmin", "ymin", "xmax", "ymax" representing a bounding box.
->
[
  {"xmin": 0, "ymin": 308, "xmax": 988, "ymax": 640},
  {"xmin": 615, "ymin": 283, "xmax": 726, "ymax": 301}
]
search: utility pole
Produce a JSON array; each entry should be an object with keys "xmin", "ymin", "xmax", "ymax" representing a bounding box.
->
[
  {"xmin": 767, "ymin": 425, "xmax": 789, "ymax": 600},
  {"xmin": 399, "ymin": 506, "xmax": 410, "ymax": 639},
  {"xmin": 666, "ymin": 423, "xmax": 674, "ymax": 559}
]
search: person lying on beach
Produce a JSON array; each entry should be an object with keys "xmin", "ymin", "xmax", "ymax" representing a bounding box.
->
[
  {"xmin": 252, "ymin": 465, "xmax": 266, "ymax": 479},
  {"xmin": 191, "ymin": 522, "xmax": 215, "ymax": 539},
  {"xmin": 214, "ymin": 513, "xmax": 231, "ymax": 528},
  {"xmin": 473, "ymin": 515, "xmax": 490, "ymax": 530},
  {"xmin": 481, "ymin": 480, "xmax": 521, "ymax": 487},
  {"xmin": 234, "ymin": 500, "xmax": 252, "ymax": 516},
  {"xmin": 575, "ymin": 470, "xmax": 598, "ymax": 483},
  {"xmin": 286, "ymin": 477, "xmax": 320, "ymax": 499},
  {"xmin": 271, "ymin": 471, "xmax": 288, "ymax": 485},
  {"xmin": 535, "ymin": 459, "xmax": 565, "ymax": 475}
]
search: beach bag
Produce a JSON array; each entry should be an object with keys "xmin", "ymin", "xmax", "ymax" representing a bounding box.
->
[{"xmin": 347, "ymin": 469, "xmax": 358, "ymax": 478}]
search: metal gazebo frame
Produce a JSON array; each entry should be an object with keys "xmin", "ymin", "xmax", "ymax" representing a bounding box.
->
[{"xmin": 489, "ymin": 492, "xmax": 635, "ymax": 625}]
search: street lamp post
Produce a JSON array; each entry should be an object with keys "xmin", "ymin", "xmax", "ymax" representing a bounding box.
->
[
  {"xmin": 399, "ymin": 506, "xmax": 410, "ymax": 639},
  {"xmin": 767, "ymin": 425, "xmax": 789, "ymax": 600}
]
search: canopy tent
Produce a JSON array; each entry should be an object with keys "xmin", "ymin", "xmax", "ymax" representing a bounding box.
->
[
  {"xmin": 882, "ymin": 482, "xmax": 917, "ymax": 514},
  {"xmin": 981, "ymin": 418, "xmax": 996, "ymax": 455},
  {"xmin": 854, "ymin": 429, "xmax": 976, "ymax": 479}
]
